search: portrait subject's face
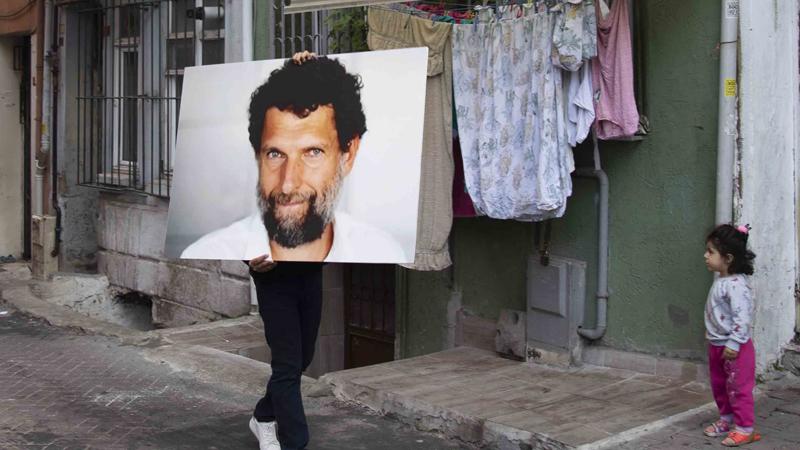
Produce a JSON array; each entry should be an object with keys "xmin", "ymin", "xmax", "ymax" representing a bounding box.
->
[{"xmin": 257, "ymin": 106, "xmax": 359, "ymax": 248}]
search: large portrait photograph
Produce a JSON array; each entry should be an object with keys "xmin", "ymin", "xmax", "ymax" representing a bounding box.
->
[{"xmin": 165, "ymin": 48, "xmax": 428, "ymax": 264}]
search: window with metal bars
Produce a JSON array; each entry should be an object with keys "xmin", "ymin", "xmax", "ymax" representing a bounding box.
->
[
  {"xmin": 74, "ymin": 0, "xmax": 366, "ymax": 197},
  {"xmin": 75, "ymin": 0, "xmax": 224, "ymax": 197},
  {"xmin": 269, "ymin": 4, "xmax": 367, "ymax": 59},
  {"xmin": 271, "ymin": 5, "xmax": 329, "ymax": 58}
]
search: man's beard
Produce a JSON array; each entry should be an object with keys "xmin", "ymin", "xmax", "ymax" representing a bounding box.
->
[{"xmin": 258, "ymin": 163, "xmax": 344, "ymax": 249}]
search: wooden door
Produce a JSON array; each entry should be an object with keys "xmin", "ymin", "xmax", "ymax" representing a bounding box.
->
[{"xmin": 344, "ymin": 264, "xmax": 395, "ymax": 369}]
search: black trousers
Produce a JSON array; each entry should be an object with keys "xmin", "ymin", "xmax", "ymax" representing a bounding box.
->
[{"xmin": 251, "ymin": 263, "xmax": 323, "ymax": 450}]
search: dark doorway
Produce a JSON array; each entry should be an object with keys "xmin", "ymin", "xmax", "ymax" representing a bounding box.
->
[
  {"xmin": 20, "ymin": 38, "xmax": 31, "ymax": 260},
  {"xmin": 344, "ymin": 264, "xmax": 396, "ymax": 369},
  {"xmin": 1, "ymin": 37, "xmax": 30, "ymax": 260}
]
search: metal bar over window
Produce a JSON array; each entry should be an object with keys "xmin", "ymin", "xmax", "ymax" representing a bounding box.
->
[
  {"xmin": 73, "ymin": 0, "xmax": 223, "ymax": 198},
  {"xmin": 74, "ymin": 0, "xmax": 366, "ymax": 197}
]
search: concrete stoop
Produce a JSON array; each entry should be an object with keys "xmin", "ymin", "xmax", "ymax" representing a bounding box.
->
[{"xmin": 320, "ymin": 347, "xmax": 714, "ymax": 450}]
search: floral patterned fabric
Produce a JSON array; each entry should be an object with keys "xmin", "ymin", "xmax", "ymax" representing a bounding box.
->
[
  {"xmin": 552, "ymin": 0, "xmax": 598, "ymax": 71},
  {"xmin": 452, "ymin": 9, "xmax": 574, "ymax": 221},
  {"xmin": 705, "ymin": 274, "xmax": 755, "ymax": 352}
]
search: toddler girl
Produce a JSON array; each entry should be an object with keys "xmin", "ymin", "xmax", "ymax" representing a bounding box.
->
[{"xmin": 702, "ymin": 224, "xmax": 760, "ymax": 446}]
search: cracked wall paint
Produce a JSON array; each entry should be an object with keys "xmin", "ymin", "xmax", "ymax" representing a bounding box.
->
[
  {"xmin": 737, "ymin": 0, "xmax": 799, "ymax": 372},
  {"xmin": 57, "ymin": 11, "xmax": 99, "ymax": 271}
]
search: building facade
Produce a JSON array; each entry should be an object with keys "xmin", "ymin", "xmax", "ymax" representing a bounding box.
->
[{"xmin": 2, "ymin": 0, "xmax": 798, "ymax": 377}]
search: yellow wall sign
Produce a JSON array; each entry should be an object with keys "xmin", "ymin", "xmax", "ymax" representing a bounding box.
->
[{"xmin": 724, "ymin": 78, "xmax": 737, "ymax": 97}]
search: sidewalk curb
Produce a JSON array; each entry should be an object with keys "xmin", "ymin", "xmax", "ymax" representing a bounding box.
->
[
  {"xmin": 578, "ymin": 401, "xmax": 717, "ymax": 450},
  {"xmin": 140, "ymin": 343, "xmax": 327, "ymax": 398},
  {"xmin": 1, "ymin": 282, "xmax": 328, "ymax": 398},
  {"xmin": 1, "ymin": 284, "xmax": 147, "ymax": 343}
]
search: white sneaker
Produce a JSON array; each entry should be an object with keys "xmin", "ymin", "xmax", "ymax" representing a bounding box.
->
[{"xmin": 249, "ymin": 416, "xmax": 281, "ymax": 450}]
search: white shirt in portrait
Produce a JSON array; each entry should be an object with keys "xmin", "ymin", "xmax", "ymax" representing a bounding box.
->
[{"xmin": 180, "ymin": 210, "xmax": 409, "ymax": 263}]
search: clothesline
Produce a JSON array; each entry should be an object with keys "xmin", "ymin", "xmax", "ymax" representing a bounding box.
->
[
  {"xmin": 404, "ymin": 0, "xmax": 561, "ymax": 9},
  {"xmin": 375, "ymin": 0, "xmax": 566, "ymax": 23}
]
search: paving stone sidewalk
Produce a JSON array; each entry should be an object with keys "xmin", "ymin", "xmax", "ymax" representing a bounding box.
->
[
  {"xmin": 0, "ymin": 308, "xmax": 464, "ymax": 450},
  {"xmin": 615, "ymin": 374, "xmax": 800, "ymax": 449}
]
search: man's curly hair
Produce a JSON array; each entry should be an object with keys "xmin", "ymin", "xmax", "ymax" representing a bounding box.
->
[{"xmin": 248, "ymin": 56, "xmax": 367, "ymax": 155}]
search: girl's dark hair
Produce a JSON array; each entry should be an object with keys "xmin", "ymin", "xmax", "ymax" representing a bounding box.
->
[{"xmin": 706, "ymin": 224, "xmax": 756, "ymax": 275}]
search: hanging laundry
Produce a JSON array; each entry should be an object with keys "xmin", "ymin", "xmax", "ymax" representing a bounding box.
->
[
  {"xmin": 581, "ymin": 0, "xmax": 598, "ymax": 60},
  {"xmin": 592, "ymin": 0, "xmax": 640, "ymax": 139},
  {"xmin": 452, "ymin": 8, "xmax": 574, "ymax": 221},
  {"xmin": 552, "ymin": 0, "xmax": 598, "ymax": 71},
  {"xmin": 367, "ymin": 6, "xmax": 454, "ymax": 271},
  {"xmin": 567, "ymin": 61, "xmax": 594, "ymax": 146}
]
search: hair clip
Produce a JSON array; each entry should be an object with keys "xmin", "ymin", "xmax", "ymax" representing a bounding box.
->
[{"xmin": 736, "ymin": 224, "xmax": 751, "ymax": 235}]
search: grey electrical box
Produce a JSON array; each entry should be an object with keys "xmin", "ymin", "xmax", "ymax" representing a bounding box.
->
[{"xmin": 526, "ymin": 255, "xmax": 586, "ymax": 363}]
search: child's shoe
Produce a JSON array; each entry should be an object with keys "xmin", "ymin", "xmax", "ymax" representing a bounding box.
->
[
  {"xmin": 703, "ymin": 419, "xmax": 731, "ymax": 437},
  {"xmin": 721, "ymin": 430, "xmax": 762, "ymax": 447}
]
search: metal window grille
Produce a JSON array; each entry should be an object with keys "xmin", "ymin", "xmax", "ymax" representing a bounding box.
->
[
  {"xmin": 75, "ymin": 0, "xmax": 366, "ymax": 197},
  {"xmin": 269, "ymin": 3, "xmax": 367, "ymax": 59},
  {"xmin": 271, "ymin": 4, "xmax": 328, "ymax": 58},
  {"xmin": 75, "ymin": 0, "xmax": 224, "ymax": 198}
]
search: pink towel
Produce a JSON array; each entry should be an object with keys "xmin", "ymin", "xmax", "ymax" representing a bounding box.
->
[{"xmin": 591, "ymin": 0, "xmax": 639, "ymax": 139}]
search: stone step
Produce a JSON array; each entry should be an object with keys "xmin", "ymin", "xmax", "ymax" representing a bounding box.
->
[
  {"xmin": 782, "ymin": 341, "xmax": 800, "ymax": 376},
  {"xmin": 320, "ymin": 346, "xmax": 714, "ymax": 450}
]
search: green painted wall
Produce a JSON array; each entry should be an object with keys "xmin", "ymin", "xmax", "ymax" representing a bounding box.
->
[
  {"xmin": 401, "ymin": 269, "xmax": 454, "ymax": 358},
  {"xmin": 254, "ymin": 0, "xmax": 271, "ymax": 60},
  {"xmin": 404, "ymin": 0, "xmax": 720, "ymax": 360},
  {"xmin": 592, "ymin": 0, "xmax": 720, "ymax": 358}
]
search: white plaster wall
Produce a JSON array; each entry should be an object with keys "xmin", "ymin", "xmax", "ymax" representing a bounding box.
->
[
  {"xmin": 0, "ymin": 38, "xmax": 25, "ymax": 258},
  {"xmin": 737, "ymin": 0, "xmax": 799, "ymax": 372}
]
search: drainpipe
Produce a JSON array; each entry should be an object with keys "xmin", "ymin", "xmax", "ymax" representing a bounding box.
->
[
  {"xmin": 577, "ymin": 134, "xmax": 609, "ymax": 340},
  {"xmin": 40, "ymin": 0, "xmax": 53, "ymax": 214},
  {"xmin": 34, "ymin": 0, "xmax": 46, "ymax": 213},
  {"xmin": 33, "ymin": 161, "xmax": 45, "ymax": 215},
  {"xmin": 715, "ymin": 0, "xmax": 738, "ymax": 224},
  {"xmin": 49, "ymin": 1, "xmax": 61, "ymax": 257}
]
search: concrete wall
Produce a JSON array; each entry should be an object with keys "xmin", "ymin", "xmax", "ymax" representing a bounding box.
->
[
  {"xmin": 57, "ymin": 9, "xmax": 98, "ymax": 272},
  {"xmin": 96, "ymin": 194, "xmax": 252, "ymax": 327},
  {"xmin": 0, "ymin": 38, "xmax": 25, "ymax": 258},
  {"xmin": 403, "ymin": 0, "xmax": 722, "ymax": 361},
  {"xmin": 401, "ymin": 268, "xmax": 454, "ymax": 358},
  {"xmin": 737, "ymin": 0, "xmax": 799, "ymax": 372},
  {"xmin": 308, "ymin": 264, "xmax": 346, "ymax": 375}
]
